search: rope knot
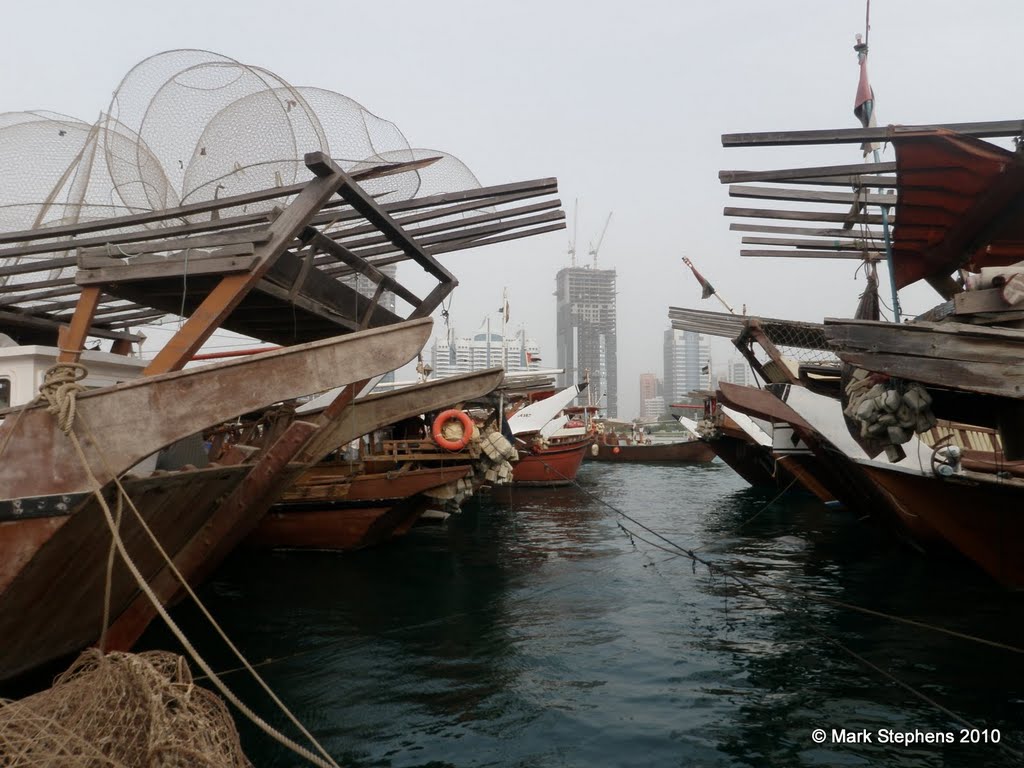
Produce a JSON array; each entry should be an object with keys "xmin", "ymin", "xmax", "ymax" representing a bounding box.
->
[{"xmin": 38, "ymin": 363, "xmax": 88, "ymax": 434}]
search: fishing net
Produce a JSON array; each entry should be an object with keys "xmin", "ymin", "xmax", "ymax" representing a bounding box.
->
[
  {"xmin": 0, "ymin": 49, "xmax": 484, "ymax": 311},
  {"xmin": 0, "ymin": 649, "xmax": 251, "ymax": 767}
]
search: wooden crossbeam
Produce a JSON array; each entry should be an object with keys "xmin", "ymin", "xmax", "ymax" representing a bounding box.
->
[
  {"xmin": 781, "ymin": 175, "xmax": 897, "ymax": 188},
  {"xmin": 142, "ymin": 152, "xmax": 346, "ymax": 375},
  {"xmin": 741, "ymin": 236, "xmax": 879, "ymax": 251},
  {"xmin": 741, "ymin": 249, "xmax": 880, "ymax": 260},
  {"xmin": 722, "ymin": 119, "xmax": 1024, "ymax": 147},
  {"xmin": 724, "ymin": 206, "xmax": 889, "ymax": 225},
  {"xmin": 0, "ymin": 157, "xmax": 442, "ymax": 247},
  {"xmin": 719, "ymin": 162, "xmax": 896, "ymax": 184},
  {"xmin": 729, "ymin": 222, "xmax": 885, "ymax": 239},
  {"xmin": 729, "ymin": 185, "xmax": 896, "ymax": 206}
]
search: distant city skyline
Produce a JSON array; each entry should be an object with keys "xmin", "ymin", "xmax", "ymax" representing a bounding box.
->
[{"xmin": 431, "ymin": 320, "xmax": 543, "ymax": 378}]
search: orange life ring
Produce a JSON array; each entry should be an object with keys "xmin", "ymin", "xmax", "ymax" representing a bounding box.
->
[{"xmin": 431, "ymin": 409, "xmax": 474, "ymax": 451}]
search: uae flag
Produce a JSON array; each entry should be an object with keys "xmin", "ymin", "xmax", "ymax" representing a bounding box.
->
[
  {"xmin": 682, "ymin": 257, "xmax": 715, "ymax": 300},
  {"xmin": 853, "ymin": 40, "xmax": 880, "ymax": 155}
]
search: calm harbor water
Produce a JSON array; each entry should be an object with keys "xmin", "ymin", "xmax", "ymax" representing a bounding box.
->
[{"xmin": 146, "ymin": 461, "xmax": 1024, "ymax": 767}]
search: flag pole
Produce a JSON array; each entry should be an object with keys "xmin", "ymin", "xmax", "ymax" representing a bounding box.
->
[
  {"xmin": 855, "ymin": 1, "xmax": 901, "ymax": 322},
  {"xmin": 681, "ymin": 256, "xmax": 737, "ymax": 315}
]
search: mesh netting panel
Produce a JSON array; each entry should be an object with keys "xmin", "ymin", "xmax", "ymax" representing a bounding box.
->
[
  {"xmin": 0, "ymin": 649, "xmax": 251, "ymax": 767},
  {"xmin": 763, "ymin": 322, "xmax": 839, "ymax": 366},
  {"xmin": 0, "ymin": 48, "xmax": 480, "ymax": 238},
  {"xmin": 0, "ymin": 111, "xmax": 93, "ymax": 232}
]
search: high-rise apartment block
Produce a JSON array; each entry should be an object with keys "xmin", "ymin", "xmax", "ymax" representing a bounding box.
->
[
  {"xmin": 555, "ymin": 266, "xmax": 617, "ymax": 417},
  {"xmin": 663, "ymin": 328, "xmax": 710, "ymax": 403}
]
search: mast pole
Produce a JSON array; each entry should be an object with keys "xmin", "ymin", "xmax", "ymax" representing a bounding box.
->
[{"xmin": 857, "ymin": 0, "xmax": 901, "ymax": 321}]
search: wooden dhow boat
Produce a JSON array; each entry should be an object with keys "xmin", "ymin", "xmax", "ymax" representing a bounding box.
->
[
  {"xmin": 677, "ymin": 114, "xmax": 1024, "ymax": 586},
  {"xmin": 0, "ymin": 144, "xmax": 566, "ymax": 681},
  {"xmin": 245, "ymin": 368, "xmax": 507, "ymax": 551},
  {"xmin": 586, "ymin": 417, "xmax": 715, "ymax": 464},
  {"xmin": 506, "ymin": 382, "xmax": 594, "ymax": 486}
]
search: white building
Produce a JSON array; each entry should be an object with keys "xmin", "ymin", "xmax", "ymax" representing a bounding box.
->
[
  {"xmin": 663, "ymin": 328, "xmax": 710, "ymax": 403},
  {"xmin": 431, "ymin": 321, "xmax": 543, "ymax": 377},
  {"xmin": 640, "ymin": 395, "xmax": 665, "ymax": 421},
  {"xmin": 726, "ymin": 359, "xmax": 755, "ymax": 388}
]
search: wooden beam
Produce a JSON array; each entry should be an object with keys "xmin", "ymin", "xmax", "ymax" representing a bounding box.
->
[
  {"xmin": 76, "ymin": 250, "xmax": 259, "ymax": 286},
  {"xmin": 301, "ymin": 229, "xmax": 421, "ymax": 309},
  {"xmin": 143, "ymin": 152, "xmax": 345, "ymax": 375},
  {"xmin": 724, "ymin": 206, "xmax": 890, "ymax": 225},
  {"xmin": 719, "ymin": 161, "xmax": 895, "ymax": 184},
  {"xmin": 729, "ymin": 222, "xmax": 886, "ymax": 239},
  {"xmin": 741, "ymin": 249, "xmax": 879, "ymax": 260},
  {"xmin": 76, "ymin": 229, "xmax": 271, "ymax": 259},
  {"xmin": 729, "ymin": 185, "xmax": 897, "ymax": 207},
  {"xmin": 56, "ymin": 286, "xmax": 102, "ymax": 363},
  {"xmin": 781, "ymin": 174, "xmax": 897, "ymax": 188},
  {"xmin": 331, "ymin": 165, "xmax": 458, "ymax": 286},
  {"xmin": 0, "ymin": 156, "xmax": 443, "ymax": 247},
  {"xmin": 0, "ymin": 309, "xmax": 142, "ymax": 343},
  {"xmin": 741, "ymin": 236, "xmax": 878, "ymax": 251},
  {"xmin": 954, "ymin": 287, "xmax": 1014, "ymax": 315},
  {"xmin": 722, "ymin": 120, "xmax": 1024, "ymax": 148}
]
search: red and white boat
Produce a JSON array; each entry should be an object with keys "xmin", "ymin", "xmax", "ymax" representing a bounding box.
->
[{"xmin": 507, "ymin": 383, "xmax": 594, "ymax": 486}]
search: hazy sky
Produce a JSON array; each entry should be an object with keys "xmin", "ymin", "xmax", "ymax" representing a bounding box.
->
[{"xmin": 2, "ymin": 1, "xmax": 1019, "ymax": 417}]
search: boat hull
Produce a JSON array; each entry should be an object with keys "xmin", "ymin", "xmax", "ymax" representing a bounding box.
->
[
  {"xmin": 587, "ymin": 440, "xmax": 715, "ymax": 464},
  {"xmin": 250, "ymin": 465, "xmax": 472, "ymax": 551},
  {"xmin": 513, "ymin": 438, "xmax": 593, "ymax": 486},
  {"xmin": 0, "ymin": 465, "xmax": 248, "ymax": 685},
  {"xmin": 856, "ymin": 464, "xmax": 1024, "ymax": 588},
  {"xmin": 707, "ymin": 432, "xmax": 790, "ymax": 488}
]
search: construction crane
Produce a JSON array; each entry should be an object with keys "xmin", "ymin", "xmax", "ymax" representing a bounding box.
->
[
  {"xmin": 588, "ymin": 212, "xmax": 613, "ymax": 267},
  {"xmin": 567, "ymin": 199, "xmax": 579, "ymax": 267}
]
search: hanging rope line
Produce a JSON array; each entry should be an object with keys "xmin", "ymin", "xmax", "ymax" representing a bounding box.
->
[
  {"xmin": 41, "ymin": 362, "xmax": 340, "ymax": 768},
  {"xmin": 527, "ymin": 457, "xmax": 1023, "ymax": 759}
]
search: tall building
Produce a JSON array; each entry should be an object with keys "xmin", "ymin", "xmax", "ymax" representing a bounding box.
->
[
  {"xmin": 555, "ymin": 266, "xmax": 617, "ymax": 416},
  {"xmin": 727, "ymin": 359, "xmax": 755, "ymax": 387},
  {"xmin": 431, "ymin": 321, "xmax": 542, "ymax": 378},
  {"xmin": 639, "ymin": 373, "xmax": 661, "ymax": 418},
  {"xmin": 641, "ymin": 396, "xmax": 665, "ymax": 421},
  {"xmin": 663, "ymin": 328, "xmax": 710, "ymax": 403}
]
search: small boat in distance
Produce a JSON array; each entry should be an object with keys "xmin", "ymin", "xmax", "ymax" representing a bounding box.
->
[{"xmin": 587, "ymin": 418, "xmax": 715, "ymax": 464}]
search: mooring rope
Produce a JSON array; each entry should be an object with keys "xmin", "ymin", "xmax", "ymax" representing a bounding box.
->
[{"xmin": 41, "ymin": 363, "xmax": 341, "ymax": 768}]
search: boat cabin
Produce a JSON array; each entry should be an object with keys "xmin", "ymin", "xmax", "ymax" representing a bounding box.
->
[{"xmin": 0, "ymin": 335, "xmax": 145, "ymax": 410}]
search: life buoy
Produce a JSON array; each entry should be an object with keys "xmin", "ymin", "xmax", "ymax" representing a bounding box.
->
[{"xmin": 432, "ymin": 409, "xmax": 474, "ymax": 451}]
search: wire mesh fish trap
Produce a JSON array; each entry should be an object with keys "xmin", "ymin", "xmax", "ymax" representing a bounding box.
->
[{"xmin": 0, "ymin": 649, "xmax": 251, "ymax": 767}]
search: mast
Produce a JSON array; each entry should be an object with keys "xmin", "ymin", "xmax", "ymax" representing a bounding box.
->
[{"xmin": 854, "ymin": 0, "xmax": 901, "ymax": 321}]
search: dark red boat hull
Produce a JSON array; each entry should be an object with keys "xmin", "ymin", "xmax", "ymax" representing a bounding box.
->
[
  {"xmin": 588, "ymin": 440, "xmax": 715, "ymax": 464},
  {"xmin": 513, "ymin": 439, "xmax": 592, "ymax": 486}
]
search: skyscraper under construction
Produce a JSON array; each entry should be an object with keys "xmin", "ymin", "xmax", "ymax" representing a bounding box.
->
[{"xmin": 555, "ymin": 266, "xmax": 617, "ymax": 417}]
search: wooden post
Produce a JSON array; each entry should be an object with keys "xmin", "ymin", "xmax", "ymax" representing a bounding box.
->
[
  {"xmin": 56, "ymin": 286, "xmax": 102, "ymax": 363},
  {"xmin": 143, "ymin": 152, "xmax": 345, "ymax": 375}
]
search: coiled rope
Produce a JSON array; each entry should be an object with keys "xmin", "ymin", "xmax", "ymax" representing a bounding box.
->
[
  {"xmin": 37, "ymin": 363, "xmax": 88, "ymax": 435},
  {"xmin": 39, "ymin": 363, "xmax": 340, "ymax": 768}
]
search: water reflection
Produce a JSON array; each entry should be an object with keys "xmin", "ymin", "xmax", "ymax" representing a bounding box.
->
[{"xmin": 142, "ymin": 461, "xmax": 1024, "ymax": 767}]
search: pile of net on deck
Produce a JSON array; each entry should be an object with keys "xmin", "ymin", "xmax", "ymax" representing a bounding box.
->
[{"xmin": 0, "ymin": 649, "xmax": 251, "ymax": 767}]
